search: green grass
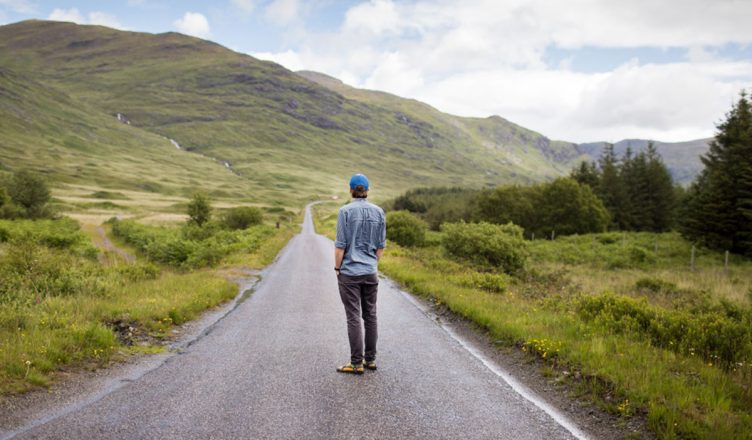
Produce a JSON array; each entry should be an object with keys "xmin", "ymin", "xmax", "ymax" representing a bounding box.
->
[
  {"xmin": 313, "ymin": 205, "xmax": 752, "ymax": 439},
  {"xmin": 0, "ymin": 213, "xmax": 297, "ymax": 395}
]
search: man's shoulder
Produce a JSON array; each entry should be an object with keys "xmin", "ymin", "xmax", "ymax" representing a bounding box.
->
[{"xmin": 340, "ymin": 200, "xmax": 384, "ymax": 214}]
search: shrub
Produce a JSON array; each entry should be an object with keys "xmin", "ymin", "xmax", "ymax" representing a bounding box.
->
[
  {"xmin": 116, "ymin": 262, "xmax": 160, "ymax": 281},
  {"xmin": 536, "ymin": 178, "xmax": 610, "ymax": 236},
  {"xmin": 635, "ymin": 277, "xmax": 677, "ymax": 294},
  {"xmin": 6, "ymin": 170, "xmax": 52, "ymax": 219},
  {"xmin": 187, "ymin": 192, "xmax": 211, "ymax": 227},
  {"xmin": 111, "ymin": 219, "xmax": 274, "ymax": 268},
  {"xmin": 222, "ymin": 206, "xmax": 263, "ymax": 230},
  {"xmin": 0, "ymin": 187, "xmax": 7, "ymax": 210},
  {"xmin": 452, "ymin": 271, "xmax": 509, "ymax": 293},
  {"xmin": 577, "ymin": 292, "xmax": 752, "ymax": 369},
  {"xmin": 441, "ymin": 222, "xmax": 528, "ymax": 273},
  {"xmin": 387, "ymin": 211, "xmax": 427, "ymax": 247}
]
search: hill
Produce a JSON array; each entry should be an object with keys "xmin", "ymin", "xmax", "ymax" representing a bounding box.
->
[
  {"xmin": 0, "ymin": 65, "xmax": 249, "ymax": 193},
  {"xmin": 0, "ymin": 19, "xmax": 589, "ymax": 210}
]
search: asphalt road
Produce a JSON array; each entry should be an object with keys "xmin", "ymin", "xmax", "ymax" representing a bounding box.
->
[{"xmin": 9, "ymin": 206, "xmax": 584, "ymax": 440}]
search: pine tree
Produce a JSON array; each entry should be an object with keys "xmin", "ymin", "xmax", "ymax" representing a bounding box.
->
[
  {"xmin": 598, "ymin": 144, "xmax": 631, "ymax": 229},
  {"xmin": 643, "ymin": 142, "xmax": 676, "ymax": 231},
  {"xmin": 570, "ymin": 161, "xmax": 600, "ymax": 191},
  {"xmin": 621, "ymin": 147, "xmax": 645, "ymax": 230},
  {"xmin": 681, "ymin": 91, "xmax": 752, "ymax": 255}
]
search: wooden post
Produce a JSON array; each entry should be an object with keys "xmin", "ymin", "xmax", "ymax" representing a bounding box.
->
[
  {"xmin": 531, "ymin": 232, "xmax": 535, "ymax": 241},
  {"xmin": 725, "ymin": 250, "xmax": 729, "ymax": 271},
  {"xmin": 276, "ymin": 221, "xmax": 280, "ymax": 229},
  {"xmin": 690, "ymin": 245, "xmax": 696, "ymax": 271},
  {"xmin": 551, "ymin": 230, "xmax": 555, "ymax": 241}
]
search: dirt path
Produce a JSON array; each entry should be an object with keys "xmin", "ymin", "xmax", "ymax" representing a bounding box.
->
[{"xmin": 95, "ymin": 226, "xmax": 135, "ymax": 263}]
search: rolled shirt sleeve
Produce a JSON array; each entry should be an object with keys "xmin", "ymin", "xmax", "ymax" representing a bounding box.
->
[
  {"xmin": 334, "ymin": 209, "xmax": 347, "ymax": 249},
  {"xmin": 378, "ymin": 212, "xmax": 386, "ymax": 249}
]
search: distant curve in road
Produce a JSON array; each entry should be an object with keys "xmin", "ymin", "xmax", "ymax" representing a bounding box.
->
[{"xmin": 7, "ymin": 205, "xmax": 588, "ymax": 440}]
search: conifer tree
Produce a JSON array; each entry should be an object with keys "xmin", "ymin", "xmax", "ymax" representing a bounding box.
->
[
  {"xmin": 598, "ymin": 144, "xmax": 631, "ymax": 229},
  {"xmin": 570, "ymin": 161, "xmax": 600, "ymax": 191},
  {"xmin": 681, "ymin": 91, "xmax": 752, "ymax": 255},
  {"xmin": 643, "ymin": 143, "xmax": 676, "ymax": 231}
]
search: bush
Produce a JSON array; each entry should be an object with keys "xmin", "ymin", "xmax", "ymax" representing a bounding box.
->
[
  {"xmin": 577, "ymin": 292, "xmax": 752, "ymax": 369},
  {"xmin": 111, "ymin": 219, "xmax": 274, "ymax": 268},
  {"xmin": 6, "ymin": 170, "xmax": 52, "ymax": 219},
  {"xmin": 452, "ymin": 271, "xmax": 510, "ymax": 293},
  {"xmin": 222, "ymin": 206, "xmax": 263, "ymax": 230},
  {"xmin": 387, "ymin": 211, "xmax": 427, "ymax": 247},
  {"xmin": 441, "ymin": 222, "xmax": 528, "ymax": 273},
  {"xmin": 635, "ymin": 277, "xmax": 677, "ymax": 294},
  {"xmin": 187, "ymin": 192, "xmax": 211, "ymax": 227},
  {"xmin": 536, "ymin": 178, "xmax": 610, "ymax": 236}
]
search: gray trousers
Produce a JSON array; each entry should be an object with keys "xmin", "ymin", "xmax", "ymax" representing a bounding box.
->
[{"xmin": 337, "ymin": 273, "xmax": 378, "ymax": 364}]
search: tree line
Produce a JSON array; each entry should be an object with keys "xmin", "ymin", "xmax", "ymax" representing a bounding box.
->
[
  {"xmin": 570, "ymin": 142, "xmax": 677, "ymax": 232},
  {"xmin": 680, "ymin": 91, "xmax": 752, "ymax": 256},
  {"xmin": 388, "ymin": 89, "xmax": 752, "ymax": 256}
]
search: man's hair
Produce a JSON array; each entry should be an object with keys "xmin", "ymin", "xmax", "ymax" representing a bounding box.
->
[{"xmin": 352, "ymin": 185, "xmax": 368, "ymax": 198}]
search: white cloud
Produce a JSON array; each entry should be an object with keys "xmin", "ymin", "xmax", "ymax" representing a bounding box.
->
[
  {"xmin": 47, "ymin": 8, "xmax": 126, "ymax": 29},
  {"xmin": 343, "ymin": 0, "xmax": 402, "ymax": 35},
  {"xmin": 0, "ymin": 0, "xmax": 36, "ymax": 14},
  {"xmin": 253, "ymin": 49, "xmax": 305, "ymax": 70},
  {"xmin": 87, "ymin": 11, "xmax": 126, "ymax": 29},
  {"xmin": 48, "ymin": 7, "xmax": 85, "ymax": 23},
  {"xmin": 265, "ymin": 0, "xmax": 300, "ymax": 25},
  {"xmin": 173, "ymin": 11, "xmax": 211, "ymax": 38},
  {"xmin": 231, "ymin": 0, "xmax": 255, "ymax": 14},
  {"xmin": 253, "ymin": 0, "xmax": 752, "ymax": 142}
]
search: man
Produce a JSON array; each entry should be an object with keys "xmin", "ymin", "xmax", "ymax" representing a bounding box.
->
[{"xmin": 334, "ymin": 173, "xmax": 386, "ymax": 375}]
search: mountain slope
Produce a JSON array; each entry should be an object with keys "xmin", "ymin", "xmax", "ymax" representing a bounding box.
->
[
  {"xmin": 297, "ymin": 70, "xmax": 587, "ymax": 178},
  {"xmin": 0, "ymin": 20, "xmax": 587, "ymax": 205},
  {"xmin": 0, "ymin": 65, "xmax": 250, "ymax": 199}
]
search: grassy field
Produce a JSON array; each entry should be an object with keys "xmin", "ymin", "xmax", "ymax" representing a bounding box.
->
[
  {"xmin": 0, "ymin": 204, "xmax": 299, "ymax": 395},
  {"xmin": 313, "ymin": 203, "xmax": 752, "ymax": 439}
]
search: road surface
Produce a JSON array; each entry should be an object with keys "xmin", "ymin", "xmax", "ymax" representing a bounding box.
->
[{"xmin": 6, "ymin": 206, "xmax": 586, "ymax": 440}]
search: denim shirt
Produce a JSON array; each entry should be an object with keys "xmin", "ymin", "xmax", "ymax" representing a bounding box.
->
[{"xmin": 334, "ymin": 198, "xmax": 387, "ymax": 276}]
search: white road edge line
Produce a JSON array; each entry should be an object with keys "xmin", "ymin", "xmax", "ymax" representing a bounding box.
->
[{"xmin": 390, "ymin": 279, "xmax": 592, "ymax": 440}]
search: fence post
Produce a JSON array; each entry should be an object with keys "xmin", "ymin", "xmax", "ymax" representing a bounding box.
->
[
  {"xmin": 551, "ymin": 230, "xmax": 555, "ymax": 241},
  {"xmin": 690, "ymin": 245, "xmax": 696, "ymax": 271}
]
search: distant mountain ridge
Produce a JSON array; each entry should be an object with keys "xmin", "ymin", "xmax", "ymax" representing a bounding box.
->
[
  {"xmin": 298, "ymin": 70, "xmax": 709, "ymax": 185},
  {"xmin": 0, "ymin": 19, "xmax": 706, "ymax": 206}
]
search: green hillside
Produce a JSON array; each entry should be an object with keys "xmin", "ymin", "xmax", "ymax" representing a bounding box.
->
[
  {"xmin": 0, "ymin": 66, "xmax": 250, "ymax": 197},
  {"xmin": 0, "ymin": 20, "xmax": 588, "ymax": 209}
]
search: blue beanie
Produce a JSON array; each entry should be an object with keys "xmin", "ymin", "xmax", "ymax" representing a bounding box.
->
[{"xmin": 349, "ymin": 173, "xmax": 369, "ymax": 190}]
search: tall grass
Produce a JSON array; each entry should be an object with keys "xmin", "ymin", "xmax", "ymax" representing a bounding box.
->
[
  {"xmin": 0, "ymin": 215, "xmax": 294, "ymax": 395},
  {"xmin": 312, "ymin": 206, "xmax": 752, "ymax": 439}
]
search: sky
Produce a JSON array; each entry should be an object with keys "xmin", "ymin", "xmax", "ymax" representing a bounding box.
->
[{"xmin": 1, "ymin": 0, "xmax": 752, "ymax": 143}]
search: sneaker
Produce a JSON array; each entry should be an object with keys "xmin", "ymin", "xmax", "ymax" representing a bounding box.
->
[
  {"xmin": 364, "ymin": 360, "xmax": 377, "ymax": 371},
  {"xmin": 336, "ymin": 362, "xmax": 364, "ymax": 375}
]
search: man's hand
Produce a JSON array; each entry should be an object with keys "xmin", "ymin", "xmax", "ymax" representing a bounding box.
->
[
  {"xmin": 376, "ymin": 248, "xmax": 384, "ymax": 260},
  {"xmin": 334, "ymin": 247, "xmax": 345, "ymax": 274}
]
